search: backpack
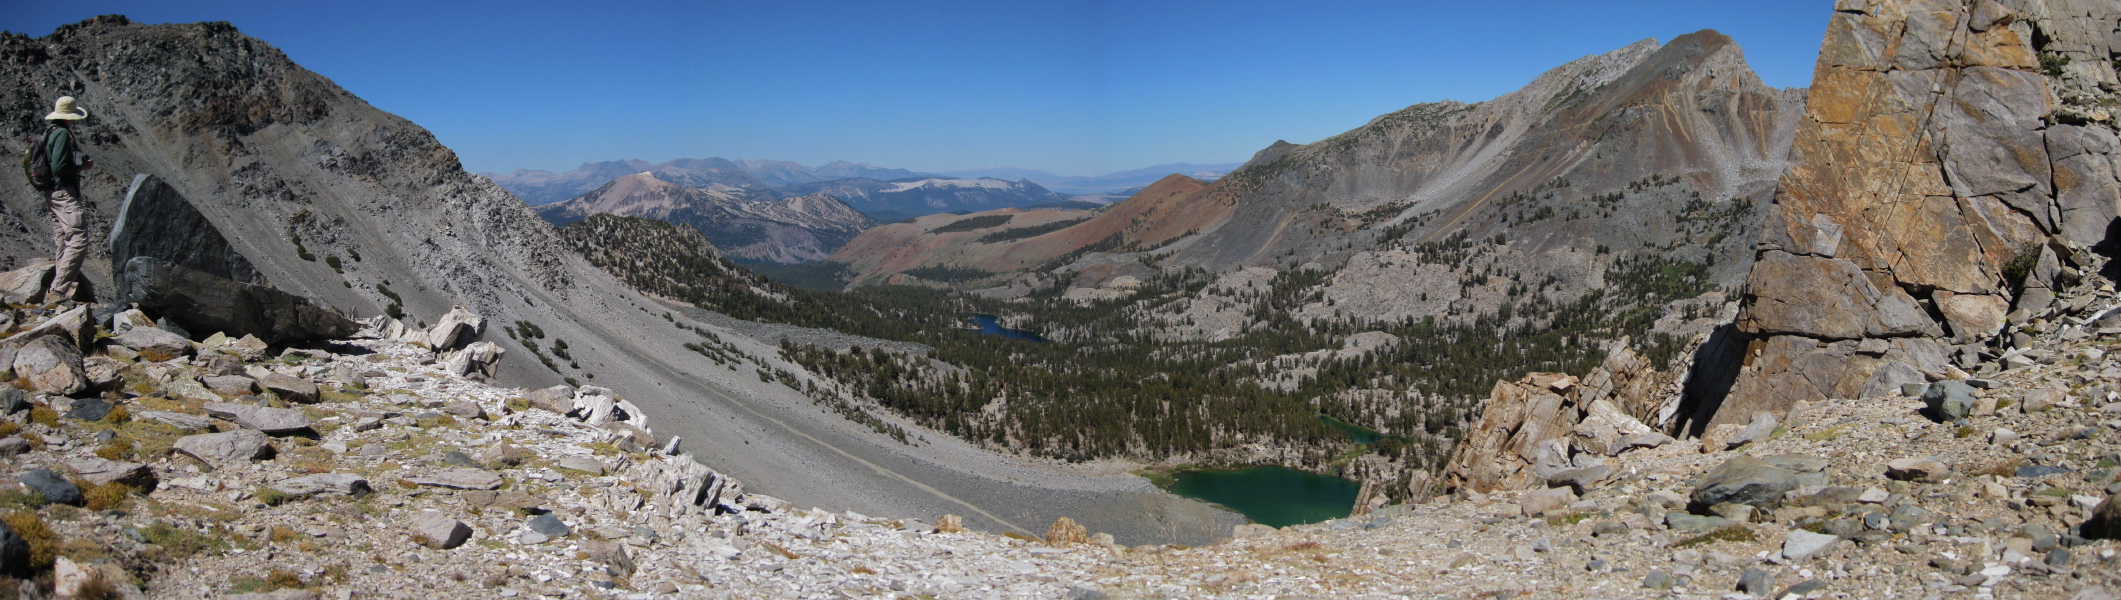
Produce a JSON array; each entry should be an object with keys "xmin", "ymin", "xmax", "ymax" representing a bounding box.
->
[{"xmin": 20, "ymin": 127, "xmax": 56, "ymax": 192}]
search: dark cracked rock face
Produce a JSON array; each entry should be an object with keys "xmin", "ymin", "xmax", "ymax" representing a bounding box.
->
[
  {"xmin": 123, "ymin": 256, "xmax": 356, "ymax": 344},
  {"xmin": 109, "ymin": 173, "xmax": 263, "ymax": 302}
]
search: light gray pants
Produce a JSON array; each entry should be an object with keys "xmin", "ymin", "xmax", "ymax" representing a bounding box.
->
[{"xmin": 46, "ymin": 184, "xmax": 87, "ymax": 301}]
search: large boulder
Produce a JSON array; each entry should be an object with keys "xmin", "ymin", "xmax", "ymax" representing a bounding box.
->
[
  {"xmin": 1441, "ymin": 374, "xmax": 1575, "ymax": 492},
  {"xmin": 441, "ymin": 341, "xmax": 504, "ymax": 378},
  {"xmin": 574, "ymin": 389, "xmax": 618, "ymax": 427},
  {"xmin": 425, "ymin": 306, "xmax": 484, "ymax": 351},
  {"xmin": 19, "ymin": 468, "xmax": 82, "ymax": 506},
  {"xmin": 270, "ymin": 473, "xmax": 371, "ymax": 498},
  {"xmin": 107, "ymin": 173, "xmax": 262, "ymax": 302},
  {"xmin": 256, "ymin": 372, "xmax": 318, "ymax": 403},
  {"xmin": 411, "ymin": 512, "xmax": 473, "ymax": 549},
  {"xmin": 0, "ymin": 305, "xmax": 93, "ymax": 371},
  {"xmin": 67, "ymin": 457, "xmax": 156, "ymax": 489},
  {"xmin": 172, "ymin": 429, "xmax": 274, "ymax": 469},
  {"xmin": 12, "ymin": 335, "xmax": 86, "ymax": 396},
  {"xmin": 1691, "ymin": 456, "xmax": 1800, "ymax": 510},
  {"xmin": 0, "ymin": 260, "xmax": 53, "ymax": 304},
  {"xmin": 523, "ymin": 385, "xmax": 576, "ymax": 414},
  {"xmin": 203, "ymin": 402, "xmax": 312, "ymax": 435},
  {"xmin": 119, "ymin": 257, "xmax": 356, "ymax": 345},
  {"xmin": 1922, "ymin": 381, "xmax": 1977, "ymax": 422},
  {"xmin": 113, "ymin": 326, "xmax": 192, "ymax": 362}
]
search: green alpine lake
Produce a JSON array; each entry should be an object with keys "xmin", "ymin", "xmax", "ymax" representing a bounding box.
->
[{"xmin": 1163, "ymin": 466, "xmax": 1360, "ymax": 528}]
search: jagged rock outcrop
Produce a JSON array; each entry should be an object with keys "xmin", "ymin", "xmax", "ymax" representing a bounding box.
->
[
  {"xmin": 1442, "ymin": 370, "xmax": 1661, "ymax": 493},
  {"xmin": 1706, "ymin": 0, "xmax": 2121, "ymax": 429}
]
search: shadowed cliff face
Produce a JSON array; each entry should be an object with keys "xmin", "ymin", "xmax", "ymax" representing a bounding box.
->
[{"xmin": 1698, "ymin": 0, "xmax": 2121, "ymax": 431}]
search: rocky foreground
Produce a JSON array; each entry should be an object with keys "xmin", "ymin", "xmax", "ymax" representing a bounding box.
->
[{"xmin": 0, "ymin": 291, "xmax": 2113, "ymax": 600}]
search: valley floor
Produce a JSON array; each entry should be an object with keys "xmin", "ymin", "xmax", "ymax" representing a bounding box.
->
[{"xmin": 637, "ymin": 300, "xmax": 1245, "ymax": 547}]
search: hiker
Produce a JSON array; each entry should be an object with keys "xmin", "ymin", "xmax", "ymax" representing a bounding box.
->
[{"xmin": 22, "ymin": 96, "xmax": 94, "ymax": 304}]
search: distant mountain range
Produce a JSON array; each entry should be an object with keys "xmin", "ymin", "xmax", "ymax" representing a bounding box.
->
[
  {"xmin": 482, "ymin": 158, "xmax": 932, "ymax": 205},
  {"xmin": 485, "ymin": 159, "xmax": 1241, "ymax": 206},
  {"xmin": 940, "ymin": 163, "xmax": 1241, "ymax": 195},
  {"xmin": 535, "ymin": 172, "xmax": 877, "ymax": 264}
]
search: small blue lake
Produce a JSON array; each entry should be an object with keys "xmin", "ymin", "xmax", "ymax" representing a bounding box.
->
[
  {"xmin": 971, "ymin": 314, "xmax": 1048, "ymax": 342},
  {"xmin": 1164, "ymin": 466, "xmax": 1359, "ymax": 528}
]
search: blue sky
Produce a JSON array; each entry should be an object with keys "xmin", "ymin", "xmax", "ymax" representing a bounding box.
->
[{"xmin": 5, "ymin": 1, "xmax": 1832, "ymax": 176}]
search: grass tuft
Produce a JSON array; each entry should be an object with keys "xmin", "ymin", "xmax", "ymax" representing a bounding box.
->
[
  {"xmin": 29, "ymin": 406, "xmax": 57, "ymax": 427},
  {"xmin": 1673, "ymin": 525, "xmax": 1756, "ymax": 548},
  {"xmin": 141, "ymin": 521, "xmax": 228, "ymax": 558},
  {"xmin": 82, "ymin": 482, "xmax": 131, "ymax": 512},
  {"xmin": 2, "ymin": 510, "xmax": 57, "ymax": 570},
  {"xmin": 94, "ymin": 437, "xmax": 133, "ymax": 461}
]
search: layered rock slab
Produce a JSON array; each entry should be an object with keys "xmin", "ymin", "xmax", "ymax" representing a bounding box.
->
[{"xmin": 1711, "ymin": 0, "xmax": 2121, "ymax": 427}]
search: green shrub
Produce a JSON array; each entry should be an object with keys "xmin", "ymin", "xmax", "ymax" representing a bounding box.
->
[{"xmin": 253, "ymin": 487, "xmax": 292, "ymax": 507}]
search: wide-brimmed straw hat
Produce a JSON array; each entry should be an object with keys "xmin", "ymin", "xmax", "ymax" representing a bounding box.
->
[{"xmin": 44, "ymin": 96, "xmax": 88, "ymax": 121}]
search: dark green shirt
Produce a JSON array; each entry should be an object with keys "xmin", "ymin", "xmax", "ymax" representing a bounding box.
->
[{"xmin": 44, "ymin": 127, "xmax": 75, "ymax": 181}]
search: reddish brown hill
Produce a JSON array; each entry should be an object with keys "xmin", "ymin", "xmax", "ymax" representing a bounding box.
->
[{"xmin": 828, "ymin": 174, "xmax": 1217, "ymax": 286}]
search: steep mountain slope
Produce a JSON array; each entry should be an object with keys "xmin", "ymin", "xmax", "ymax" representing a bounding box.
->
[
  {"xmin": 1169, "ymin": 31, "xmax": 1798, "ymax": 275},
  {"xmin": 830, "ymin": 174, "xmax": 1217, "ymax": 286},
  {"xmin": 0, "ymin": 16, "xmax": 1233, "ymax": 545},
  {"xmin": 1692, "ymin": 0, "xmax": 2121, "ymax": 431},
  {"xmin": 535, "ymin": 172, "xmax": 876, "ymax": 263},
  {"xmin": 778, "ymin": 176, "xmax": 1068, "ymax": 221}
]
